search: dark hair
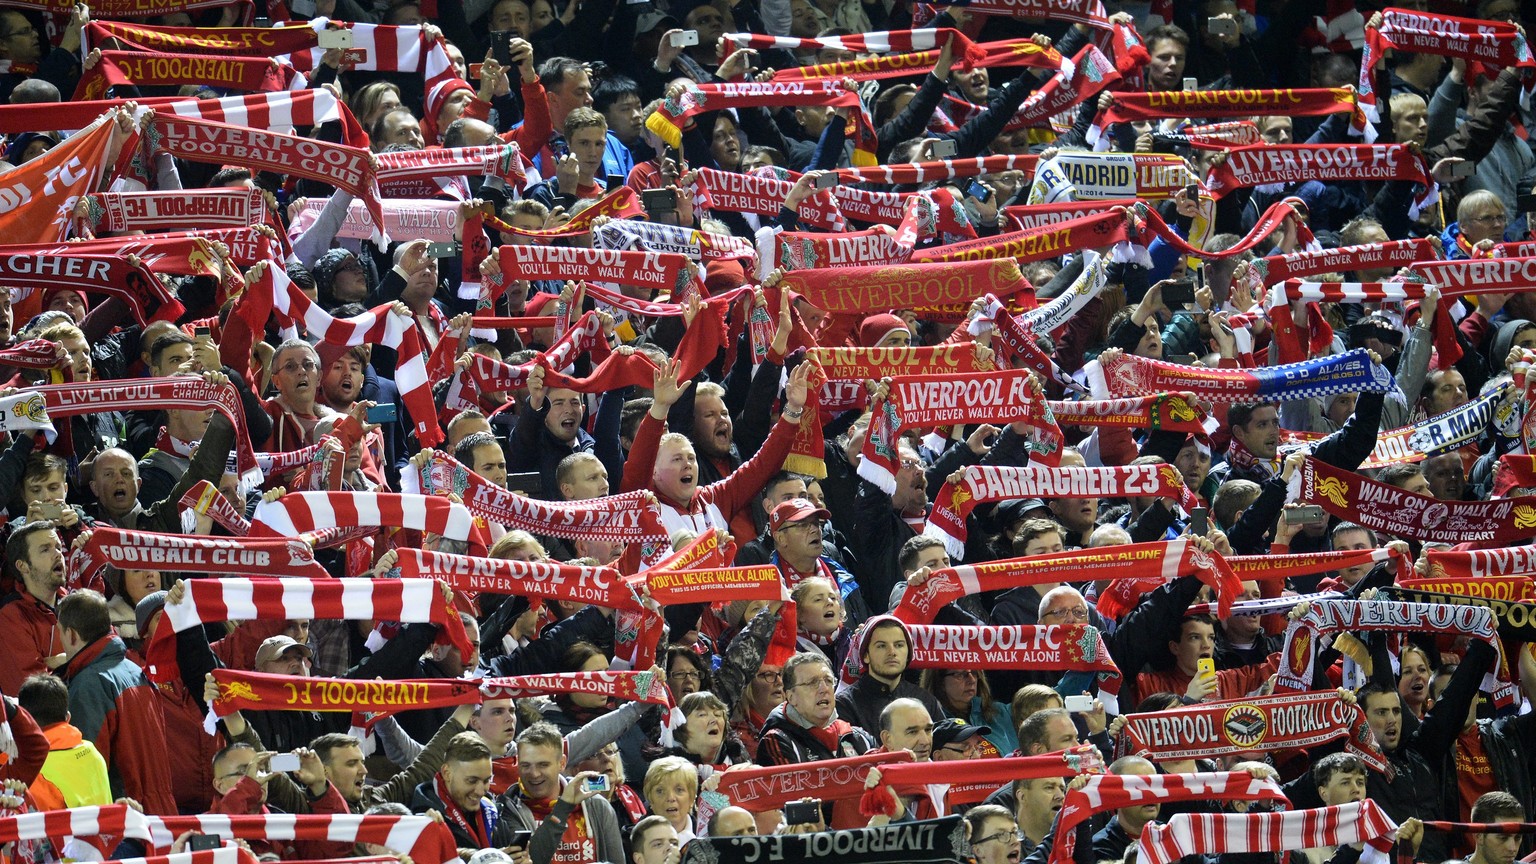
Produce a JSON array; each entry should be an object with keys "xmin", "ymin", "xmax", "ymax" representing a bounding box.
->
[
  {"xmin": 1144, "ymin": 23, "xmax": 1190, "ymax": 50},
  {"xmin": 310, "ymin": 732, "xmax": 363, "ymax": 764},
  {"xmin": 898, "ymin": 535, "xmax": 947, "ymax": 574},
  {"xmin": 443, "ymin": 730, "xmax": 493, "ymax": 764},
  {"xmin": 1311, "ymin": 752, "xmax": 1366, "ymax": 788},
  {"xmin": 560, "ymin": 640, "xmax": 606, "ymax": 673},
  {"xmin": 665, "ymin": 645, "xmax": 711, "ymax": 688},
  {"xmin": 1470, "ymin": 791, "xmax": 1524, "ymax": 823},
  {"xmin": 209, "ymin": 167, "xmax": 253, "ymax": 186},
  {"xmin": 1133, "ymin": 692, "xmax": 1184, "ymax": 713},
  {"xmin": 149, "ymin": 331, "xmax": 195, "ymax": 369},
  {"xmin": 1017, "ymin": 707, "xmax": 1071, "ymax": 754},
  {"xmin": 1378, "ymin": 463, "xmax": 1424, "ymax": 489},
  {"xmin": 22, "ymin": 451, "xmax": 68, "ymax": 486},
  {"xmin": 591, "ymin": 75, "xmax": 641, "ymax": 113},
  {"xmin": 5, "ymin": 521, "xmax": 57, "ymax": 584},
  {"xmin": 369, "ymin": 107, "xmax": 417, "ymax": 143},
  {"xmin": 57, "ymin": 589, "xmax": 112, "ymax": 645},
  {"xmin": 454, "ymin": 431, "xmax": 502, "ymax": 467},
  {"xmin": 1227, "ymin": 402, "xmax": 1278, "ymax": 430},
  {"xmin": 538, "ymin": 56, "xmax": 586, "ymax": 91},
  {"xmin": 1356, "ymin": 682, "xmax": 1398, "ymax": 708},
  {"xmin": 18, "ymin": 674, "xmax": 70, "ymax": 727},
  {"xmin": 1330, "ymin": 521, "xmax": 1376, "ymax": 545}
]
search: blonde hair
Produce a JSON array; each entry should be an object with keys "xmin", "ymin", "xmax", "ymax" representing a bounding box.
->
[
  {"xmin": 642, "ymin": 755, "xmax": 699, "ymax": 804},
  {"xmin": 489, "ymin": 530, "xmax": 546, "ymax": 560}
]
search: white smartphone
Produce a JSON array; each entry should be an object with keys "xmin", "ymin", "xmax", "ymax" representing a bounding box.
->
[
  {"xmin": 671, "ymin": 29, "xmax": 700, "ymax": 47},
  {"xmin": 318, "ymin": 29, "xmax": 354, "ymax": 49},
  {"xmin": 1064, "ymin": 694, "xmax": 1095, "ymax": 713},
  {"xmin": 268, "ymin": 753, "xmax": 302, "ymax": 773}
]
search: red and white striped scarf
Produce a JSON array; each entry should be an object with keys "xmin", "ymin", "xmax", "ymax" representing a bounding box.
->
[
  {"xmin": 918, "ymin": 0, "xmax": 1110, "ymax": 28},
  {"xmin": 251, "ymin": 491, "xmax": 472, "ymax": 540},
  {"xmin": 939, "ymin": 43, "xmax": 1118, "ymax": 135},
  {"xmin": 0, "ymin": 90, "xmax": 353, "ymax": 143},
  {"xmin": 145, "ymin": 814, "xmax": 457, "ymax": 864},
  {"xmin": 178, "ymin": 479, "xmax": 252, "ymax": 535},
  {"xmin": 75, "ymin": 50, "xmax": 306, "ymax": 101},
  {"xmin": 36, "ymin": 378, "xmax": 259, "ymax": 485},
  {"xmin": 832, "ymin": 154, "xmax": 1038, "ymax": 185},
  {"xmin": 1054, "ymin": 772, "xmax": 1289, "ymax": 864},
  {"xmin": 243, "ymin": 267, "xmax": 440, "ymax": 446},
  {"xmin": 109, "ymin": 847, "xmax": 258, "ymax": 864},
  {"xmin": 1138, "ymin": 801, "xmax": 1398, "ymax": 864},
  {"xmin": 144, "ymin": 576, "xmax": 474, "ymax": 685},
  {"xmin": 285, "ymin": 18, "xmax": 457, "ymax": 111},
  {"xmin": 769, "ymin": 37, "xmax": 1067, "ymax": 83},
  {"xmin": 0, "ymin": 338, "xmax": 65, "ymax": 369},
  {"xmin": 0, "ymin": 804, "xmax": 152, "ymax": 846}
]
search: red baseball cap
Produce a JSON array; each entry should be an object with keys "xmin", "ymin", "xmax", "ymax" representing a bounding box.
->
[{"xmin": 769, "ymin": 498, "xmax": 831, "ymax": 532}]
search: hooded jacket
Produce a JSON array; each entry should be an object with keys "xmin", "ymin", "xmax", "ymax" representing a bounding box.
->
[
  {"xmin": 832, "ymin": 615, "xmax": 946, "ymax": 735},
  {"xmin": 60, "ymin": 635, "xmax": 177, "ymax": 815}
]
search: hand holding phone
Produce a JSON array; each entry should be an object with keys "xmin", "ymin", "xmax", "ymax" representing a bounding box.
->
[
  {"xmin": 268, "ymin": 752, "xmax": 301, "ymax": 773},
  {"xmin": 671, "ymin": 29, "xmax": 699, "ymax": 47},
  {"xmin": 1189, "ymin": 506, "xmax": 1208, "ymax": 536},
  {"xmin": 583, "ymin": 774, "xmax": 611, "ymax": 793},
  {"xmin": 365, "ymin": 403, "xmax": 398, "ymax": 425},
  {"xmin": 1161, "ymin": 279, "xmax": 1196, "ymax": 307},
  {"xmin": 1197, "ymin": 657, "xmax": 1216, "ymax": 679},
  {"xmin": 784, "ymin": 799, "xmax": 821, "ymax": 825},
  {"xmin": 1064, "ymin": 694, "xmax": 1095, "ymax": 713}
]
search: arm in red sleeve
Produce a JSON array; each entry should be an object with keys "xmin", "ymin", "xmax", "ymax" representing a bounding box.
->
[
  {"xmin": 1095, "ymin": 427, "xmax": 1139, "ymax": 467},
  {"xmin": 0, "ymin": 700, "xmax": 49, "ymax": 786},
  {"xmin": 620, "ymin": 413, "xmax": 664, "ymax": 494},
  {"xmin": 293, "ymin": 782, "xmax": 356, "ymax": 859},
  {"xmin": 706, "ymin": 415, "xmax": 796, "ymax": 520},
  {"xmin": 508, "ymin": 79, "xmax": 551, "ymax": 157}
]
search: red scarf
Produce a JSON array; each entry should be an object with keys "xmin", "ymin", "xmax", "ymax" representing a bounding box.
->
[
  {"xmin": 924, "ymin": 465, "xmax": 1197, "ymax": 559},
  {"xmin": 75, "ymin": 50, "xmax": 303, "ymax": 100},
  {"xmin": 0, "ymin": 338, "xmax": 66, "ymax": 369},
  {"xmin": 1299, "ymin": 456, "xmax": 1536, "ymax": 544},
  {"xmin": 693, "ymin": 167, "xmax": 844, "ymax": 229},
  {"xmin": 772, "ymin": 37, "xmax": 1064, "ymax": 82},
  {"xmin": 149, "ymin": 113, "xmax": 384, "ymax": 241},
  {"xmin": 491, "ymin": 245, "xmax": 699, "ymax": 297},
  {"xmin": 0, "ymin": 253, "xmax": 184, "ymax": 327},
  {"xmin": 777, "ymin": 259, "xmax": 1028, "ymax": 317},
  {"xmin": 210, "ymin": 669, "xmax": 482, "ymax": 720},
  {"xmin": 37, "ymin": 377, "xmax": 256, "ymax": 483},
  {"xmin": 904, "ymin": 623, "xmax": 1119, "ymax": 676},
  {"xmin": 833, "ymin": 154, "xmax": 1038, "ymax": 185},
  {"xmin": 375, "ymin": 144, "xmax": 528, "ymax": 199},
  {"xmin": 1140, "ymin": 801, "xmax": 1398, "ymax": 864},
  {"xmin": 1091, "ymin": 87, "xmax": 1359, "ymax": 147},
  {"xmin": 1251, "ymin": 238, "xmax": 1435, "ymax": 286},
  {"xmin": 1426, "ymin": 546, "xmax": 1536, "ymax": 581},
  {"xmin": 882, "ymin": 747, "xmax": 1106, "ymax": 814},
  {"xmin": 715, "ymin": 751, "xmax": 914, "ymax": 812},
  {"xmin": 178, "ymin": 479, "xmax": 252, "ymax": 535},
  {"xmin": 1048, "ymin": 394, "xmax": 1208, "ymax": 434},
  {"xmin": 859, "ymin": 368, "xmax": 1063, "ymax": 493},
  {"xmin": 82, "ymin": 188, "xmax": 266, "ymax": 235},
  {"xmin": 395, "ymin": 548, "xmax": 643, "ymax": 611},
  {"xmin": 433, "ymin": 773, "xmax": 491, "ymax": 848},
  {"xmin": 1118, "ymin": 690, "xmax": 1387, "ymax": 772},
  {"xmin": 72, "ymin": 526, "xmax": 326, "ymax": 589},
  {"xmin": 1205, "ymin": 145, "xmax": 1433, "ymax": 210},
  {"xmin": 403, "ymin": 450, "xmax": 671, "ymax": 545},
  {"xmin": 648, "ymin": 80, "xmax": 878, "ymax": 166},
  {"xmin": 911, "ymin": 208, "xmax": 1131, "ymax": 265}
]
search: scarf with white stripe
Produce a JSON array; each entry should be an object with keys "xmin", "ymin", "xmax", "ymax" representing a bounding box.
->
[
  {"xmin": 146, "ymin": 814, "xmax": 457, "ymax": 864},
  {"xmin": 1053, "ymin": 772, "xmax": 1289, "ymax": 864},
  {"xmin": 144, "ymin": 576, "xmax": 473, "ymax": 685},
  {"xmin": 1138, "ymin": 801, "xmax": 1398, "ymax": 864}
]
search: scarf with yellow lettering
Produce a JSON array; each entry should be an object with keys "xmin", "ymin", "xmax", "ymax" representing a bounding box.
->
[
  {"xmin": 209, "ymin": 669, "xmax": 481, "ymax": 725},
  {"xmin": 75, "ymin": 50, "xmax": 304, "ymax": 100},
  {"xmin": 769, "ymin": 36, "xmax": 1066, "ymax": 83},
  {"xmin": 1089, "ymin": 88, "xmax": 1360, "ymax": 149}
]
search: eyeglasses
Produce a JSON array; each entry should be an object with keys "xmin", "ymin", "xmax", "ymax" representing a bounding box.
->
[
  {"xmin": 941, "ymin": 743, "xmax": 979, "ymax": 756},
  {"xmin": 900, "ymin": 458, "xmax": 925, "ymax": 471},
  {"xmin": 975, "ymin": 830, "xmax": 1023, "ymax": 847},
  {"xmin": 278, "ymin": 360, "xmax": 319, "ymax": 374},
  {"xmin": 755, "ymin": 670, "xmax": 783, "ymax": 682},
  {"xmin": 1467, "ymin": 213, "xmax": 1508, "ymax": 225},
  {"xmin": 668, "ymin": 669, "xmax": 702, "ymax": 682},
  {"xmin": 946, "ymin": 670, "xmax": 978, "ymax": 680},
  {"xmin": 792, "ymin": 676, "xmax": 836, "ymax": 690},
  {"xmin": 787, "ymin": 520, "xmax": 824, "ymax": 532},
  {"xmin": 1042, "ymin": 606, "xmax": 1090, "ymax": 621}
]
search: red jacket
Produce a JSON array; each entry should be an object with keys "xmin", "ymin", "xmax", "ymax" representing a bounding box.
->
[
  {"xmin": 0, "ymin": 697, "xmax": 49, "ymax": 787},
  {"xmin": 0, "ymin": 593, "xmax": 60, "ymax": 696},
  {"xmin": 61, "ymin": 635, "xmax": 177, "ymax": 815},
  {"xmin": 157, "ymin": 677, "xmax": 223, "ymax": 814}
]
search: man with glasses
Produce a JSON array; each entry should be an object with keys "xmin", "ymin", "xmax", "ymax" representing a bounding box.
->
[
  {"xmin": 756, "ymin": 651, "xmax": 874, "ymax": 767},
  {"xmin": 261, "ymin": 339, "xmax": 341, "ymax": 453},
  {"xmin": 0, "ymin": 4, "xmax": 87, "ymax": 105},
  {"xmin": 932, "ymin": 717, "xmax": 991, "ymax": 762},
  {"xmin": 964, "ymin": 804, "xmax": 1025, "ymax": 864},
  {"xmin": 768, "ymin": 498, "xmax": 870, "ymax": 628}
]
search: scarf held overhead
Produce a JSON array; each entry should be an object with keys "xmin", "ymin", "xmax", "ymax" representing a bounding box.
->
[
  {"xmin": 1090, "ymin": 348, "xmax": 1393, "ymax": 404},
  {"xmin": 1138, "ymin": 801, "xmax": 1398, "ymax": 864},
  {"xmin": 647, "ymin": 80, "xmax": 879, "ymax": 166},
  {"xmin": 1297, "ymin": 456, "xmax": 1536, "ymax": 543}
]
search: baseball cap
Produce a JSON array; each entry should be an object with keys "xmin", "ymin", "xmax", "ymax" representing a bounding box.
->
[
  {"xmin": 255, "ymin": 635, "xmax": 313, "ymax": 669},
  {"xmin": 932, "ymin": 717, "xmax": 991, "ymax": 750},
  {"xmin": 769, "ymin": 498, "xmax": 831, "ymax": 532}
]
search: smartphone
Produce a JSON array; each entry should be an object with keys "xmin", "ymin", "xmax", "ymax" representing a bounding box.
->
[
  {"xmin": 1285, "ymin": 504, "xmax": 1328, "ymax": 524},
  {"xmin": 641, "ymin": 188, "xmax": 678, "ymax": 214},
  {"xmin": 583, "ymin": 774, "xmax": 611, "ymax": 793},
  {"xmin": 509, "ymin": 830, "xmax": 534, "ymax": 850},
  {"xmin": 930, "ymin": 139, "xmax": 958, "ymax": 159},
  {"xmin": 784, "ymin": 799, "xmax": 821, "ymax": 825},
  {"xmin": 366, "ymin": 403, "xmax": 398, "ymax": 424},
  {"xmin": 1161, "ymin": 279, "xmax": 1195, "ymax": 307},
  {"xmin": 1189, "ymin": 506, "xmax": 1208, "ymax": 536},
  {"xmin": 490, "ymin": 30, "xmax": 515, "ymax": 68},
  {"xmin": 671, "ymin": 29, "xmax": 700, "ymax": 47},
  {"xmin": 1450, "ymin": 160, "xmax": 1478, "ymax": 178},
  {"xmin": 1183, "ymin": 183, "xmax": 1199, "ymax": 200},
  {"xmin": 1197, "ymin": 657, "xmax": 1216, "ymax": 678},
  {"xmin": 189, "ymin": 835, "xmax": 222, "ymax": 852},
  {"xmin": 426, "ymin": 241, "xmax": 461, "ymax": 258},
  {"xmin": 317, "ymin": 28, "xmax": 354, "ymax": 49},
  {"xmin": 268, "ymin": 752, "xmax": 301, "ymax": 773},
  {"xmin": 1167, "ymin": 353, "xmax": 1198, "ymax": 365},
  {"xmin": 1183, "ymin": 77, "xmax": 1198, "ymax": 91},
  {"xmin": 814, "ymin": 172, "xmax": 840, "ymax": 190},
  {"xmin": 966, "ymin": 180, "xmax": 992, "ymax": 202},
  {"xmin": 1207, "ymin": 16, "xmax": 1236, "ymax": 36},
  {"xmin": 1064, "ymin": 694, "xmax": 1095, "ymax": 713},
  {"xmin": 194, "ymin": 325, "xmax": 211, "ymax": 338}
]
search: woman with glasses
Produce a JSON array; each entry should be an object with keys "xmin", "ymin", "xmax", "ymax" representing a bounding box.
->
[
  {"xmin": 1447, "ymin": 190, "xmax": 1510, "ymax": 256},
  {"xmin": 920, "ymin": 667, "xmax": 1016, "ymax": 756}
]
